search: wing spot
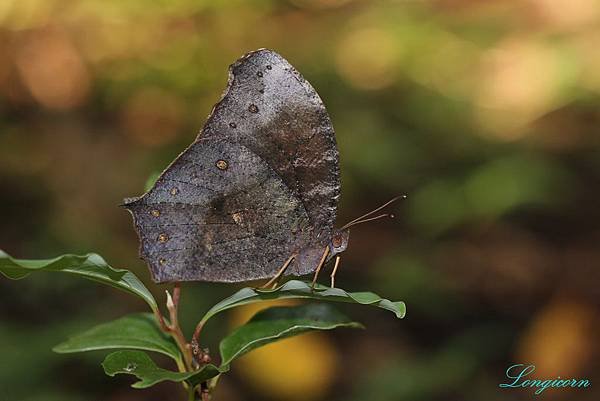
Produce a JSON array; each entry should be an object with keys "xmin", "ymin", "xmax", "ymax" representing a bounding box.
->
[
  {"xmin": 216, "ymin": 159, "xmax": 228, "ymax": 170},
  {"xmin": 151, "ymin": 209, "xmax": 160, "ymax": 217},
  {"xmin": 159, "ymin": 258, "xmax": 166, "ymax": 265},
  {"xmin": 232, "ymin": 211, "xmax": 243, "ymax": 225},
  {"xmin": 248, "ymin": 104, "xmax": 259, "ymax": 113},
  {"xmin": 157, "ymin": 233, "xmax": 169, "ymax": 243},
  {"xmin": 229, "ymin": 122, "xmax": 237, "ymax": 128},
  {"xmin": 256, "ymin": 71, "xmax": 263, "ymax": 77},
  {"xmin": 266, "ymin": 65, "xmax": 272, "ymax": 70},
  {"xmin": 170, "ymin": 188, "xmax": 178, "ymax": 195}
]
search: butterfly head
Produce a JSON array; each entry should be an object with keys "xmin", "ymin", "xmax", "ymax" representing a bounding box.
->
[
  {"xmin": 329, "ymin": 229, "xmax": 350, "ymax": 256},
  {"xmin": 331, "ymin": 196, "xmax": 407, "ymax": 258}
]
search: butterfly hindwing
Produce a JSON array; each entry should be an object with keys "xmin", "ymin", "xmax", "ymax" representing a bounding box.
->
[{"xmin": 125, "ymin": 138, "xmax": 315, "ymax": 282}]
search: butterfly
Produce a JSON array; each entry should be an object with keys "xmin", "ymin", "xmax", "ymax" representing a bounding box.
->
[{"xmin": 124, "ymin": 49, "xmax": 401, "ymax": 287}]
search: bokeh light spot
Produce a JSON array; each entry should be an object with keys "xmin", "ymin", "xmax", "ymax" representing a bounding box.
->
[
  {"xmin": 230, "ymin": 300, "xmax": 338, "ymax": 400},
  {"xmin": 15, "ymin": 28, "xmax": 90, "ymax": 110},
  {"xmin": 517, "ymin": 299, "xmax": 594, "ymax": 376},
  {"xmin": 528, "ymin": 0, "xmax": 600, "ymax": 31},
  {"xmin": 335, "ymin": 27, "xmax": 401, "ymax": 90},
  {"xmin": 474, "ymin": 38, "xmax": 576, "ymax": 139}
]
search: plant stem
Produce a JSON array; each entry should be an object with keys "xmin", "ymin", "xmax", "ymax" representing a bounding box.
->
[
  {"xmin": 153, "ymin": 307, "xmax": 171, "ymax": 332},
  {"xmin": 155, "ymin": 283, "xmax": 213, "ymax": 400},
  {"xmin": 192, "ymin": 320, "xmax": 205, "ymax": 350},
  {"xmin": 166, "ymin": 283, "xmax": 195, "ymax": 371},
  {"xmin": 154, "ymin": 284, "xmax": 195, "ymax": 370},
  {"xmin": 199, "ymin": 383, "xmax": 211, "ymax": 401},
  {"xmin": 188, "ymin": 386, "xmax": 197, "ymax": 401}
]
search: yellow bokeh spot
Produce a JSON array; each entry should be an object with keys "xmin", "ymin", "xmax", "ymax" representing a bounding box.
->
[
  {"xmin": 517, "ymin": 299, "xmax": 594, "ymax": 376},
  {"xmin": 0, "ymin": 0, "xmax": 54, "ymax": 30},
  {"xmin": 528, "ymin": 0, "xmax": 600, "ymax": 31},
  {"xmin": 229, "ymin": 300, "xmax": 338, "ymax": 400},
  {"xmin": 15, "ymin": 27, "xmax": 90, "ymax": 110},
  {"xmin": 474, "ymin": 38, "xmax": 572, "ymax": 139},
  {"xmin": 335, "ymin": 27, "xmax": 401, "ymax": 90},
  {"xmin": 477, "ymin": 40, "xmax": 558, "ymax": 111},
  {"xmin": 571, "ymin": 29, "xmax": 600, "ymax": 93}
]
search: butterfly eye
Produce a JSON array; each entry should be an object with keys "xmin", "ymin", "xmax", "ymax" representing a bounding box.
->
[
  {"xmin": 332, "ymin": 234, "xmax": 343, "ymax": 248},
  {"xmin": 248, "ymin": 104, "xmax": 259, "ymax": 113}
]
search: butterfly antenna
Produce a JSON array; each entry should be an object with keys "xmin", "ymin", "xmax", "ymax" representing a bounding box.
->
[
  {"xmin": 342, "ymin": 213, "xmax": 394, "ymax": 229},
  {"xmin": 340, "ymin": 195, "xmax": 406, "ymax": 230}
]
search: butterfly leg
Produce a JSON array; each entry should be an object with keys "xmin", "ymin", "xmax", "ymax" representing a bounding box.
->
[
  {"xmin": 311, "ymin": 246, "xmax": 330, "ymax": 289},
  {"xmin": 262, "ymin": 253, "xmax": 296, "ymax": 289},
  {"xmin": 330, "ymin": 256, "xmax": 341, "ymax": 288}
]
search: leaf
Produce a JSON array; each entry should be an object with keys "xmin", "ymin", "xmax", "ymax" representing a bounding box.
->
[
  {"xmin": 102, "ymin": 350, "xmax": 223, "ymax": 389},
  {"xmin": 54, "ymin": 313, "xmax": 181, "ymax": 362},
  {"xmin": 0, "ymin": 250, "xmax": 157, "ymax": 312},
  {"xmin": 219, "ymin": 303, "xmax": 363, "ymax": 367},
  {"xmin": 200, "ymin": 280, "xmax": 405, "ymax": 327}
]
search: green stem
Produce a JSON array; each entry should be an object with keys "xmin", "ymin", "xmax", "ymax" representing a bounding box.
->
[
  {"xmin": 187, "ymin": 386, "xmax": 197, "ymax": 401},
  {"xmin": 156, "ymin": 284, "xmax": 209, "ymax": 400}
]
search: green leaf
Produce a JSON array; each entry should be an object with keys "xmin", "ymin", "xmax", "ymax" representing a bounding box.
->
[
  {"xmin": 219, "ymin": 303, "xmax": 363, "ymax": 367},
  {"xmin": 0, "ymin": 250, "xmax": 157, "ymax": 312},
  {"xmin": 102, "ymin": 350, "xmax": 223, "ymax": 389},
  {"xmin": 200, "ymin": 280, "xmax": 405, "ymax": 327},
  {"xmin": 53, "ymin": 313, "xmax": 180, "ymax": 362}
]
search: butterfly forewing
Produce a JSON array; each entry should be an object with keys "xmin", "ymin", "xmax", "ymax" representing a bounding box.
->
[
  {"xmin": 201, "ymin": 49, "xmax": 340, "ymax": 242},
  {"xmin": 126, "ymin": 139, "xmax": 317, "ymax": 282}
]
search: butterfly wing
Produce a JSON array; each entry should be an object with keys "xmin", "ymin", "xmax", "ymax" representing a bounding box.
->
[
  {"xmin": 201, "ymin": 49, "xmax": 340, "ymax": 244},
  {"xmin": 126, "ymin": 50, "xmax": 339, "ymax": 282},
  {"xmin": 124, "ymin": 138, "xmax": 320, "ymax": 283}
]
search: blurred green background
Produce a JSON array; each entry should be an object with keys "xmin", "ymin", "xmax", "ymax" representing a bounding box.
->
[{"xmin": 1, "ymin": 0, "xmax": 599, "ymax": 400}]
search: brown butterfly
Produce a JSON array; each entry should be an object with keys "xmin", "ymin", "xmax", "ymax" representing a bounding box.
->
[{"xmin": 124, "ymin": 49, "xmax": 402, "ymax": 287}]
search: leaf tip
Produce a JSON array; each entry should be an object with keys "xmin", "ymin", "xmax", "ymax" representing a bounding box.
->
[
  {"xmin": 51, "ymin": 344, "xmax": 67, "ymax": 353},
  {"xmin": 395, "ymin": 301, "xmax": 407, "ymax": 318},
  {"xmin": 101, "ymin": 362, "xmax": 117, "ymax": 377}
]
